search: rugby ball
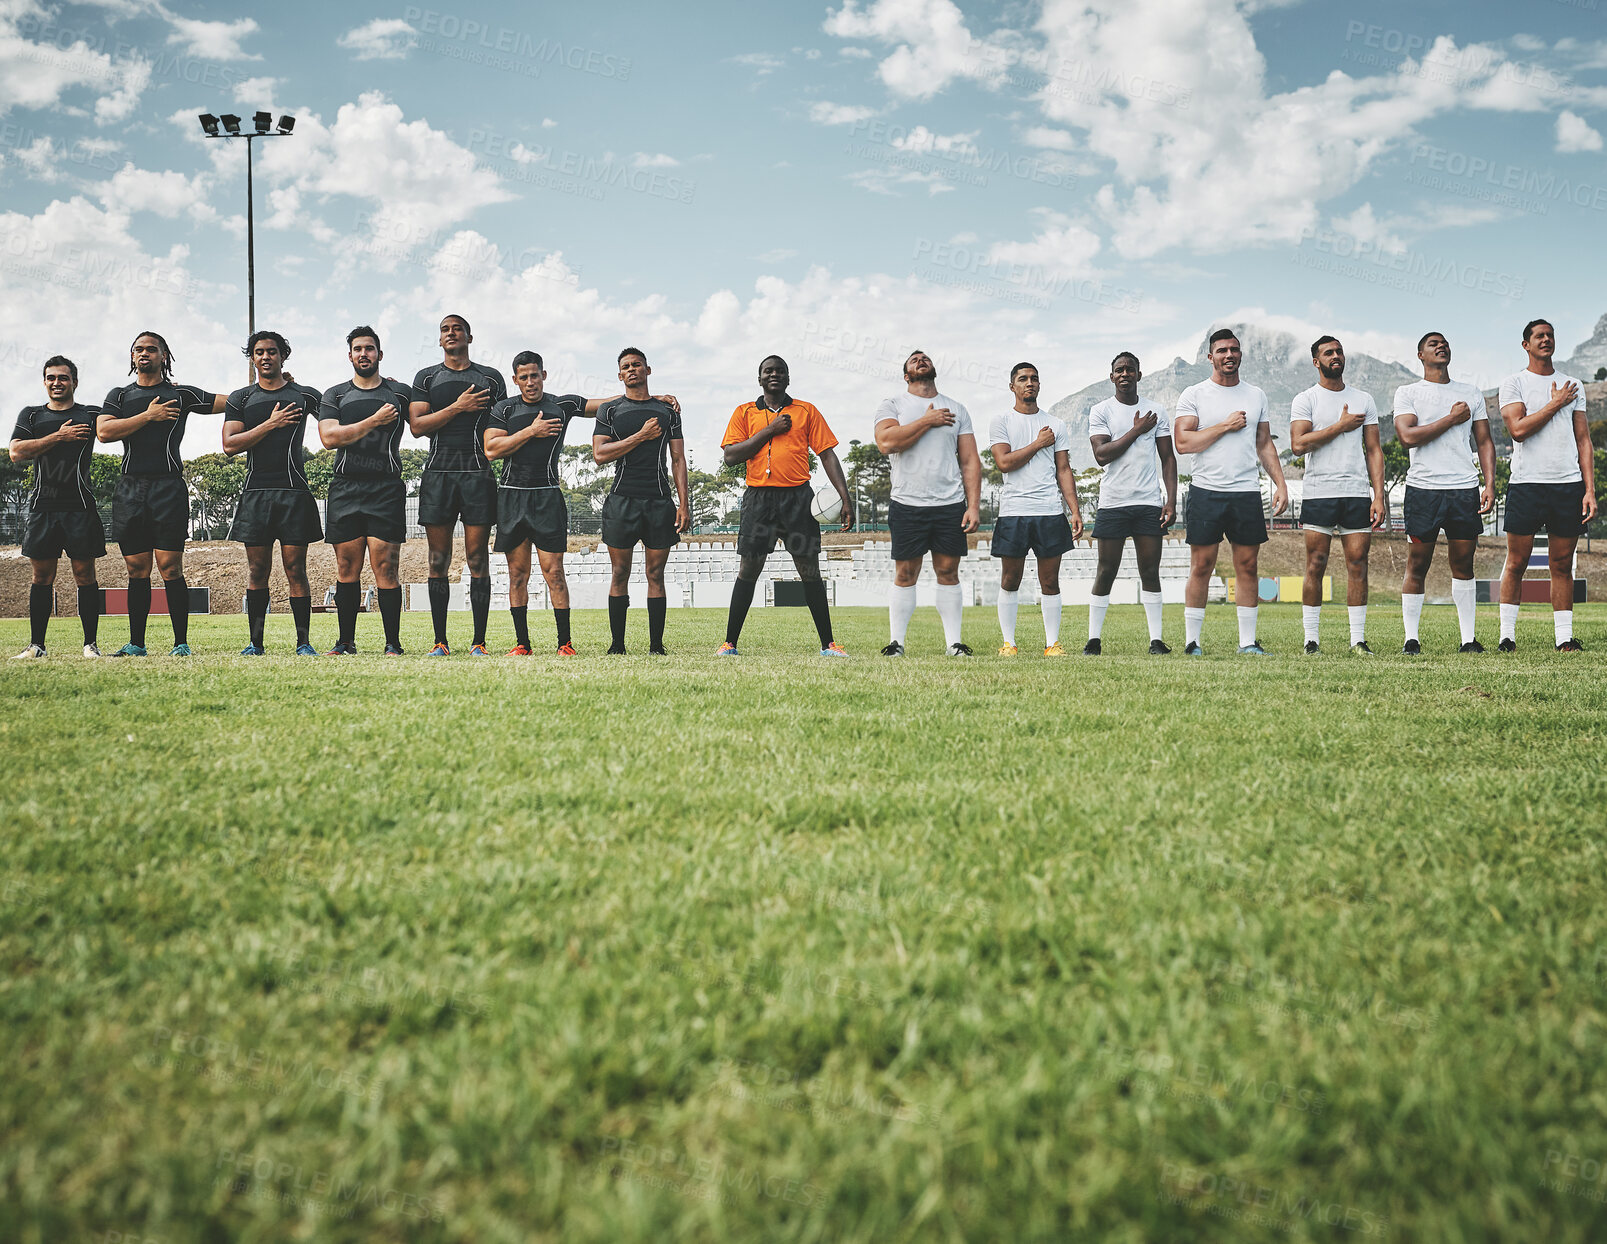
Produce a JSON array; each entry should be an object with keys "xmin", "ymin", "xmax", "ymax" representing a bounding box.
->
[{"xmin": 812, "ymin": 487, "xmax": 843, "ymax": 525}]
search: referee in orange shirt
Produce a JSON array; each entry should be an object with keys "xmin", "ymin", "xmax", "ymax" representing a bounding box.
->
[{"xmin": 718, "ymin": 355, "xmax": 854, "ymax": 655}]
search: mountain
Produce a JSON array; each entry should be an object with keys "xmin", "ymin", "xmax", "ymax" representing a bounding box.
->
[{"xmin": 1562, "ymin": 313, "xmax": 1607, "ymax": 384}]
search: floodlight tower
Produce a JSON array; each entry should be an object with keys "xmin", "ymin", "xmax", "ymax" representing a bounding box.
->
[{"xmin": 197, "ymin": 111, "xmax": 296, "ymax": 346}]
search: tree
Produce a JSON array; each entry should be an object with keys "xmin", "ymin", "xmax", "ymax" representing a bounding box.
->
[
  {"xmin": 90, "ymin": 452, "xmax": 120, "ymax": 511},
  {"xmin": 1595, "ymin": 367, "xmax": 1605, "ymax": 382},
  {"xmin": 400, "ymin": 449, "xmax": 428, "ymax": 494},
  {"xmin": 685, "ymin": 469, "xmax": 728, "ymax": 527},
  {"xmin": 182, "ymin": 452, "xmax": 247, "ymax": 538},
  {"xmin": 304, "ymin": 448, "xmax": 336, "ymax": 500},
  {"xmin": 843, "ymin": 439, "xmax": 890, "ymax": 525},
  {"xmin": 1381, "ymin": 438, "xmax": 1410, "ymax": 488}
]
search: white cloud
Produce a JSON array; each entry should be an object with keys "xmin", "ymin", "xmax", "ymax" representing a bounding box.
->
[
  {"xmin": 541, "ymin": 117, "xmax": 558, "ymax": 128},
  {"xmin": 1556, "ymin": 109, "xmax": 1603, "ymax": 153},
  {"xmin": 631, "ymin": 152, "xmax": 680, "ymax": 168},
  {"xmin": 729, "ymin": 52, "xmax": 784, "ymax": 74},
  {"xmin": 164, "ymin": 15, "xmax": 261, "ymax": 61},
  {"xmin": 1021, "ymin": 126, "xmax": 1076, "ymax": 150},
  {"xmin": 758, "ymin": 248, "xmax": 799, "ymax": 262},
  {"xmin": 823, "ymin": 0, "xmax": 1019, "ymax": 99},
  {"xmin": 94, "ymin": 56, "xmax": 150, "ymax": 125},
  {"xmin": 809, "ymin": 101, "xmax": 877, "ymax": 126},
  {"xmin": 839, "ymin": 46, "xmax": 874, "ymax": 58},
  {"xmin": 888, "ymin": 125, "xmax": 978, "ymax": 156},
  {"xmin": 847, "ymin": 167, "xmax": 957, "ymax": 196},
  {"xmin": 985, "ymin": 209, "xmax": 1102, "ymax": 276},
  {"xmin": 337, "ymin": 18, "xmax": 417, "ymax": 61},
  {"xmin": 99, "ymin": 163, "xmax": 216, "ymax": 222},
  {"xmin": 0, "ymin": 2, "xmax": 147, "ymax": 121}
]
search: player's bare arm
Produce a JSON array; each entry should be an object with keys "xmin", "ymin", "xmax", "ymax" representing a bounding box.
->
[
  {"xmin": 9, "ymin": 418, "xmax": 92, "ymax": 462},
  {"xmin": 874, "ymin": 403, "xmax": 954, "ymax": 454},
  {"xmin": 318, "ymin": 402, "xmax": 397, "ymax": 449},
  {"xmin": 1256, "ymin": 422, "xmax": 1289, "ymax": 515},
  {"xmin": 591, "ymin": 417, "xmax": 660, "ymax": 465},
  {"xmin": 1289, "ymin": 404, "xmax": 1364, "ymax": 454},
  {"xmin": 1091, "ymin": 409, "xmax": 1159, "ymax": 465},
  {"xmin": 1501, "ymin": 380, "xmax": 1578, "ymax": 442},
  {"xmin": 1055, "ymin": 450, "xmax": 1085, "ymax": 541},
  {"xmin": 991, "ymin": 425, "xmax": 1056, "ymax": 473},
  {"xmin": 671, "ymin": 439, "xmax": 691, "ymax": 532},
  {"xmin": 1170, "ymin": 409, "xmax": 1246, "ymax": 454},
  {"xmin": 723, "ymin": 411, "xmax": 792, "ymax": 465},
  {"xmin": 958, "ymin": 432, "xmax": 981, "ymax": 533},
  {"xmin": 1473, "ymin": 419, "xmax": 1497, "ymax": 513},
  {"xmin": 1394, "ymin": 401, "xmax": 1472, "ymax": 447},
  {"xmin": 222, "ymin": 402, "xmax": 304, "ymax": 454},
  {"xmin": 1364, "ymin": 424, "xmax": 1388, "ymax": 528}
]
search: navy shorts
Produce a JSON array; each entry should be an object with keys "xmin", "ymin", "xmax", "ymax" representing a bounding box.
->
[
  {"xmin": 1185, "ymin": 487, "xmax": 1266, "ymax": 547},
  {"xmin": 1092, "ymin": 504, "xmax": 1166, "ymax": 541},
  {"xmin": 1301, "ymin": 496, "xmax": 1372, "ymax": 536},
  {"xmin": 1504, "ymin": 481, "xmax": 1586, "ymax": 538},
  {"xmin": 601, "ymin": 494, "xmax": 679, "ymax": 550},
  {"xmin": 494, "ymin": 487, "xmax": 569, "ymax": 553},
  {"xmin": 22, "ymin": 510, "xmax": 106, "ymax": 561},
  {"xmin": 889, "ymin": 500, "xmax": 966, "ymax": 561},
  {"xmin": 1403, "ymin": 485, "xmax": 1482, "ymax": 542},
  {"xmin": 992, "ymin": 514, "xmax": 1074, "ymax": 559},
  {"xmin": 418, "ymin": 469, "xmax": 497, "ymax": 527}
]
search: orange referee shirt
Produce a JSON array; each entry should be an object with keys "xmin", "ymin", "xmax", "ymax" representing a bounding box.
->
[{"xmin": 721, "ymin": 396, "xmax": 839, "ymax": 488}]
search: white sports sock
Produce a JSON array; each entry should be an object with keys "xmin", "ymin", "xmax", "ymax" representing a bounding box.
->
[
  {"xmin": 1302, "ymin": 604, "xmax": 1321, "ymax": 643},
  {"xmin": 1184, "ymin": 606, "xmax": 1205, "ymax": 647},
  {"xmin": 1088, "ymin": 592, "xmax": 1110, "ymax": 641},
  {"xmin": 997, "ymin": 589, "xmax": 1019, "ymax": 645},
  {"xmin": 1042, "ymin": 591, "xmax": 1063, "ymax": 646},
  {"xmin": 1141, "ymin": 590, "xmax": 1164, "ymax": 641},
  {"xmin": 1402, "ymin": 593, "xmax": 1424, "ymax": 642},
  {"xmin": 889, "ymin": 584, "xmax": 917, "ymax": 644},
  {"xmin": 1452, "ymin": 578, "xmax": 1476, "ymax": 643},
  {"xmin": 1237, "ymin": 605, "xmax": 1258, "ymax": 648},
  {"xmin": 1499, "ymin": 602, "xmax": 1519, "ymax": 642},
  {"xmin": 1555, "ymin": 609, "xmax": 1574, "ymax": 645},
  {"xmin": 1348, "ymin": 604, "xmax": 1367, "ymax": 645},
  {"xmin": 935, "ymin": 583, "xmax": 964, "ymax": 648}
]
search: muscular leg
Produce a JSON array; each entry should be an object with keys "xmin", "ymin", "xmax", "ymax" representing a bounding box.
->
[
  {"xmin": 464, "ymin": 523, "xmax": 491, "ymax": 648},
  {"xmin": 370, "ymin": 540, "xmax": 402, "ymax": 649},
  {"xmin": 1302, "ymin": 531, "xmax": 1330, "ymax": 645},
  {"xmin": 1402, "ymin": 538, "xmax": 1435, "ymax": 645},
  {"xmin": 1447, "ymin": 536, "xmax": 1479, "ymax": 645},
  {"xmin": 1499, "ymin": 533, "xmax": 1532, "ymax": 606},
  {"xmin": 997, "ymin": 555, "xmax": 1024, "ymax": 647},
  {"xmin": 153, "ymin": 547, "xmax": 188, "ymax": 648},
  {"xmin": 1089, "ymin": 540, "xmax": 1124, "ymax": 645},
  {"xmin": 538, "ymin": 548, "xmax": 572, "ymax": 649},
  {"xmin": 26, "ymin": 557, "xmax": 56, "ymax": 650},
  {"xmin": 1550, "ymin": 534, "xmax": 1580, "ymax": 646},
  {"xmin": 506, "ymin": 541, "xmax": 532, "ymax": 649},
  {"xmin": 281, "ymin": 544, "xmax": 312, "ymax": 648},
  {"xmin": 607, "ymin": 544, "xmax": 634, "ymax": 651},
  {"xmin": 725, "ymin": 550, "xmax": 767, "ymax": 647},
  {"xmin": 644, "ymin": 546, "xmax": 670, "ymax": 651},
  {"xmin": 332, "ymin": 538, "xmax": 368, "ymax": 650},
  {"xmin": 931, "ymin": 551, "xmax": 963, "ymax": 649},
  {"xmin": 1132, "ymin": 536, "xmax": 1164, "ymax": 644},
  {"xmin": 425, "ymin": 523, "xmax": 454, "ymax": 646},
  {"xmin": 122, "ymin": 550, "xmax": 153, "ymax": 650},
  {"xmin": 1037, "ymin": 554, "xmax": 1063, "ymax": 647},
  {"xmin": 790, "ymin": 550, "xmax": 834, "ymax": 648},
  {"xmin": 1231, "ymin": 542, "xmax": 1261, "ymax": 648},
  {"xmin": 69, "ymin": 557, "xmax": 99, "ymax": 648},
  {"xmin": 889, "ymin": 556, "xmax": 922, "ymax": 646},
  {"xmin": 244, "ymin": 545, "xmax": 274, "ymax": 649},
  {"xmin": 1340, "ymin": 531, "xmax": 1371, "ymax": 646}
]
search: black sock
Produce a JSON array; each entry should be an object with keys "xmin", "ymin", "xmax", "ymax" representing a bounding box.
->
[
  {"xmin": 470, "ymin": 576, "xmax": 491, "ymax": 646},
  {"xmin": 77, "ymin": 585, "xmax": 100, "ymax": 646},
  {"xmin": 163, "ymin": 577, "xmax": 189, "ymax": 645},
  {"xmin": 647, "ymin": 594, "xmax": 667, "ymax": 649},
  {"xmin": 608, "ymin": 594, "xmax": 628, "ymax": 649},
  {"xmin": 427, "ymin": 576, "xmax": 450, "ymax": 645},
  {"xmin": 128, "ymin": 578, "xmax": 151, "ymax": 648},
  {"xmin": 511, "ymin": 605, "xmax": 530, "ymax": 648},
  {"xmin": 29, "ymin": 583, "xmax": 51, "ymax": 648},
  {"xmin": 803, "ymin": 578, "xmax": 834, "ymax": 646},
  {"xmin": 725, "ymin": 578, "xmax": 756, "ymax": 645},
  {"xmin": 553, "ymin": 606, "xmax": 571, "ymax": 647},
  {"xmin": 246, "ymin": 588, "xmax": 269, "ymax": 648},
  {"xmin": 378, "ymin": 586, "xmax": 402, "ymax": 648},
  {"xmin": 336, "ymin": 581, "xmax": 360, "ymax": 646},
  {"xmin": 289, "ymin": 594, "xmax": 311, "ymax": 646}
]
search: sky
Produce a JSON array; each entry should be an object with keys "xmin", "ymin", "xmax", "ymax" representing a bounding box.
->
[{"xmin": 3, "ymin": 0, "xmax": 1606, "ymax": 468}]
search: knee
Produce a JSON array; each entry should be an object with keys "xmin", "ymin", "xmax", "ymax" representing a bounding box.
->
[
  {"xmin": 1308, "ymin": 551, "xmax": 1330, "ymax": 575},
  {"xmin": 796, "ymin": 561, "xmax": 822, "ymax": 583},
  {"xmin": 738, "ymin": 556, "xmax": 767, "ymax": 582},
  {"xmin": 427, "ymin": 554, "xmax": 451, "ymax": 577},
  {"xmin": 1346, "ymin": 554, "xmax": 1368, "ymax": 576}
]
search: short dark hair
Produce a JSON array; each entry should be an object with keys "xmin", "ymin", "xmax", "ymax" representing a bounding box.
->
[
  {"xmin": 129, "ymin": 331, "xmax": 174, "ymax": 381},
  {"xmin": 1010, "ymin": 361, "xmax": 1037, "ymax": 381},
  {"xmin": 1522, "ymin": 318, "xmax": 1553, "ymax": 343},
  {"xmin": 1310, "ymin": 335, "xmax": 1340, "ymax": 359},
  {"xmin": 758, "ymin": 354, "xmax": 788, "ymax": 375},
  {"xmin": 43, "ymin": 355, "xmax": 78, "ymax": 384},
  {"xmin": 347, "ymin": 325, "xmax": 381, "ymax": 351},
  {"xmin": 1208, "ymin": 328, "xmax": 1239, "ymax": 350},
  {"xmin": 243, "ymin": 330, "xmax": 290, "ymax": 361},
  {"xmin": 1110, "ymin": 351, "xmax": 1139, "ymax": 371},
  {"xmin": 441, "ymin": 314, "xmax": 471, "ymax": 336},
  {"xmin": 1417, "ymin": 330, "xmax": 1446, "ymax": 354},
  {"xmin": 512, "ymin": 350, "xmax": 544, "ymax": 374},
  {"xmin": 617, "ymin": 346, "xmax": 646, "ymax": 365}
]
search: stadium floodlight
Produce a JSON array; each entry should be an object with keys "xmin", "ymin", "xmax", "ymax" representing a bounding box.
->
[
  {"xmin": 253, "ymin": 111, "xmax": 272, "ymax": 134},
  {"xmin": 276, "ymin": 115, "xmax": 295, "ymax": 134},
  {"xmin": 198, "ymin": 113, "xmax": 220, "ymax": 137},
  {"xmin": 220, "ymin": 113, "xmax": 242, "ymax": 135}
]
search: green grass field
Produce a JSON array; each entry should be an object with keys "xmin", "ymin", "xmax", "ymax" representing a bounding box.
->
[{"xmin": 4, "ymin": 603, "xmax": 1607, "ymax": 1243}]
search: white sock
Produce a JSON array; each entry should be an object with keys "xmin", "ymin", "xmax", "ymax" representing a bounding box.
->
[
  {"xmin": 1237, "ymin": 605, "xmax": 1258, "ymax": 648},
  {"xmin": 1184, "ymin": 606, "xmax": 1205, "ymax": 647},
  {"xmin": 1042, "ymin": 591, "xmax": 1062, "ymax": 646},
  {"xmin": 1088, "ymin": 592, "xmax": 1110, "ymax": 641},
  {"xmin": 1555, "ymin": 609, "xmax": 1574, "ymax": 645},
  {"xmin": 1499, "ymin": 602, "xmax": 1519, "ymax": 642},
  {"xmin": 889, "ymin": 584, "xmax": 916, "ymax": 644},
  {"xmin": 935, "ymin": 583, "xmax": 964, "ymax": 648},
  {"xmin": 997, "ymin": 589, "xmax": 1019, "ymax": 645},
  {"xmin": 1302, "ymin": 604, "xmax": 1321, "ymax": 643},
  {"xmin": 1348, "ymin": 604, "xmax": 1367, "ymax": 645},
  {"xmin": 1141, "ymin": 589, "xmax": 1164, "ymax": 641},
  {"xmin": 1452, "ymin": 578, "xmax": 1476, "ymax": 643},
  {"xmin": 1402, "ymin": 593, "xmax": 1424, "ymax": 642}
]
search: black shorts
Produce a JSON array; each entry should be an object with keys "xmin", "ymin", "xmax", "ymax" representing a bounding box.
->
[
  {"xmin": 111, "ymin": 475, "xmax": 188, "ymax": 554},
  {"xmin": 418, "ymin": 469, "xmax": 497, "ymax": 527},
  {"xmin": 1301, "ymin": 495, "xmax": 1372, "ymax": 536},
  {"xmin": 737, "ymin": 483, "xmax": 820, "ymax": 560},
  {"xmin": 889, "ymin": 499, "xmax": 967, "ymax": 561},
  {"xmin": 325, "ymin": 476, "xmax": 407, "ymax": 545},
  {"xmin": 494, "ymin": 487, "xmax": 569, "ymax": 553},
  {"xmin": 1092, "ymin": 504, "xmax": 1165, "ymax": 541},
  {"xmin": 229, "ymin": 489, "xmax": 324, "ymax": 546},
  {"xmin": 1185, "ymin": 487, "xmax": 1267, "ymax": 547},
  {"xmin": 601, "ymin": 493, "xmax": 680, "ymax": 550},
  {"xmin": 1504, "ymin": 481, "xmax": 1586, "ymax": 538},
  {"xmin": 992, "ymin": 514, "xmax": 1074, "ymax": 559},
  {"xmin": 21, "ymin": 509, "xmax": 106, "ymax": 561},
  {"xmin": 1403, "ymin": 485, "xmax": 1482, "ymax": 542}
]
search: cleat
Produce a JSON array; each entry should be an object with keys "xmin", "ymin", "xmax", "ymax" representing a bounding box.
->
[
  {"xmin": 717, "ymin": 641, "xmax": 740, "ymax": 657},
  {"xmin": 469, "ymin": 643, "xmax": 489, "ymax": 657},
  {"xmin": 1402, "ymin": 639, "xmax": 1421, "ymax": 655},
  {"xmin": 83, "ymin": 643, "xmax": 101, "ymax": 658},
  {"xmin": 295, "ymin": 643, "xmax": 319, "ymax": 657},
  {"xmin": 428, "ymin": 642, "xmax": 451, "ymax": 657},
  {"xmin": 169, "ymin": 644, "xmax": 191, "ymax": 657},
  {"xmin": 12, "ymin": 643, "xmax": 46, "ymax": 660},
  {"xmin": 383, "ymin": 643, "xmax": 405, "ymax": 657},
  {"xmin": 1081, "ymin": 639, "xmax": 1100, "ymax": 656},
  {"xmin": 820, "ymin": 642, "xmax": 849, "ymax": 657},
  {"xmin": 1557, "ymin": 638, "xmax": 1584, "ymax": 652},
  {"xmin": 1460, "ymin": 640, "xmax": 1485, "ymax": 654},
  {"xmin": 1497, "ymin": 638, "xmax": 1516, "ymax": 653},
  {"xmin": 324, "ymin": 640, "xmax": 355, "ymax": 656},
  {"xmin": 949, "ymin": 642, "xmax": 973, "ymax": 658},
  {"xmin": 110, "ymin": 643, "xmax": 147, "ymax": 658},
  {"xmin": 556, "ymin": 642, "xmax": 577, "ymax": 656},
  {"xmin": 1350, "ymin": 641, "xmax": 1374, "ymax": 656},
  {"xmin": 1304, "ymin": 640, "xmax": 1320, "ymax": 654},
  {"xmin": 606, "ymin": 644, "xmax": 627, "ymax": 655},
  {"xmin": 881, "ymin": 641, "xmax": 905, "ymax": 657},
  {"xmin": 1184, "ymin": 641, "xmax": 1203, "ymax": 656},
  {"xmin": 649, "ymin": 644, "xmax": 668, "ymax": 655},
  {"xmin": 1149, "ymin": 639, "xmax": 1171, "ymax": 655},
  {"xmin": 240, "ymin": 643, "xmax": 265, "ymax": 656},
  {"xmin": 998, "ymin": 643, "xmax": 1018, "ymax": 657},
  {"xmin": 1045, "ymin": 642, "xmax": 1066, "ymax": 657},
  {"xmin": 507, "ymin": 644, "xmax": 531, "ymax": 656},
  {"xmin": 1239, "ymin": 642, "xmax": 1268, "ymax": 655}
]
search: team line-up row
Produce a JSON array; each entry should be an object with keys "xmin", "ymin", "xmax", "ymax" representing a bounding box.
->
[{"xmin": 5, "ymin": 316, "xmax": 1596, "ymax": 662}]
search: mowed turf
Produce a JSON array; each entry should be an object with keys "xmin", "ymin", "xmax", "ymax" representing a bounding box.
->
[{"xmin": 3, "ymin": 603, "xmax": 1607, "ymax": 1244}]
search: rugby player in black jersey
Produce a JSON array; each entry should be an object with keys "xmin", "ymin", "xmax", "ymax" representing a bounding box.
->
[
  {"xmin": 319, "ymin": 326, "xmax": 410, "ymax": 655},
  {"xmin": 592, "ymin": 347, "xmax": 689, "ymax": 655},
  {"xmin": 9, "ymin": 356, "xmax": 105, "ymax": 659},
  {"xmin": 409, "ymin": 314, "xmax": 506, "ymax": 656},
  {"xmin": 97, "ymin": 331, "xmax": 227, "ymax": 656},
  {"xmin": 222, "ymin": 331, "xmax": 324, "ymax": 656}
]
